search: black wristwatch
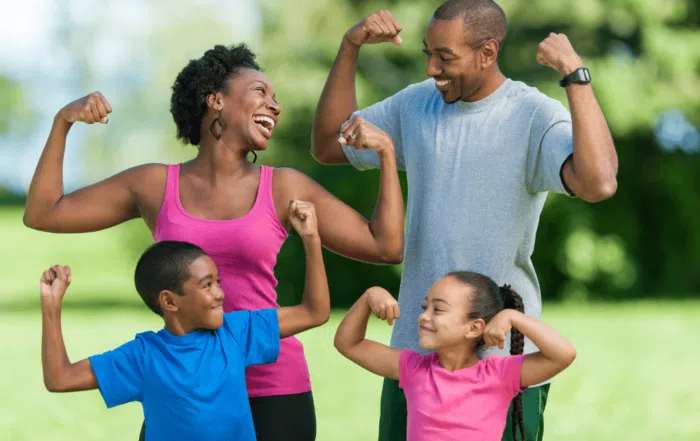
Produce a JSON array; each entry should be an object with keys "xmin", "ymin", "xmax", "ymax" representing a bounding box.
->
[{"xmin": 559, "ymin": 67, "xmax": 591, "ymax": 87}]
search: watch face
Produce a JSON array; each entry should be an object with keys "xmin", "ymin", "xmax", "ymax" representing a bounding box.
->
[{"xmin": 576, "ymin": 68, "xmax": 591, "ymax": 82}]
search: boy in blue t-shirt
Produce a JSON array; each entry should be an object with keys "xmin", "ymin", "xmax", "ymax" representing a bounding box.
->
[{"xmin": 39, "ymin": 201, "xmax": 329, "ymax": 441}]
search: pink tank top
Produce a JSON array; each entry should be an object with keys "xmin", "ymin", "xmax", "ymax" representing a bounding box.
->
[{"xmin": 153, "ymin": 164, "xmax": 311, "ymax": 397}]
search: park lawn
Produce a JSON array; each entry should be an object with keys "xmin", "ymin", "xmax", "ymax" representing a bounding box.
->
[
  {"xmin": 2, "ymin": 207, "xmax": 699, "ymax": 440},
  {"xmin": 1, "ymin": 303, "xmax": 700, "ymax": 441}
]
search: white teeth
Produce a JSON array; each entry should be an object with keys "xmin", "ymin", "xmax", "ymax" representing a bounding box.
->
[
  {"xmin": 253, "ymin": 116, "xmax": 275, "ymax": 130},
  {"xmin": 435, "ymin": 79, "xmax": 451, "ymax": 87}
]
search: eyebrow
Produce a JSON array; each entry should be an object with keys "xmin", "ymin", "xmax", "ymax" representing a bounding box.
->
[
  {"xmin": 250, "ymin": 80, "xmax": 278, "ymax": 102},
  {"xmin": 422, "ymin": 39, "xmax": 458, "ymax": 56},
  {"xmin": 427, "ymin": 297, "xmax": 450, "ymax": 306},
  {"xmin": 197, "ymin": 275, "xmax": 213, "ymax": 285}
]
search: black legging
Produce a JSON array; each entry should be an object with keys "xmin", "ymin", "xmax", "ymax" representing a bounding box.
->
[{"xmin": 138, "ymin": 391, "xmax": 316, "ymax": 441}]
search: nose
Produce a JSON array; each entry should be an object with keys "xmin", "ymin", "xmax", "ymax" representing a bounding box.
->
[
  {"xmin": 268, "ymin": 99, "xmax": 281, "ymax": 115},
  {"xmin": 418, "ymin": 309, "xmax": 429, "ymax": 324},
  {"xmin": 425, "ymin": 56, "xmax": 442, "ymax": 78},
  {"xmin": 214, "ymin": 286, "xmax": 225, "ymax": 303}
]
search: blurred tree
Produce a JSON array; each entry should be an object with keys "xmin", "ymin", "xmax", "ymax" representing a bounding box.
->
[
  {"xmin": 8, "ymin": 0, "xmax": 699, "ymax": 305},
  {"xmin": 256, "ymin": 0, "xmax": 700, "ymax": 305},
  {"xmin": 0, "ymin": 75, "xmax": 35, "ymax": 137}
]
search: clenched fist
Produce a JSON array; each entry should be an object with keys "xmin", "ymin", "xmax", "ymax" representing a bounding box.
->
[
  {"xmin": 536, "ymin": 33, "xmax": 584, "ymax": 76},
  {"xmin": 58, "ymin": 92, "xmax": 112, "ymax": 125},
  {"xmin": 344, "ymin": 10, "xmax": 403, "ymax": 47}
]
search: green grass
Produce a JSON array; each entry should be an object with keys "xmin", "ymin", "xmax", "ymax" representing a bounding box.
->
[
  {"xmin": 1, "ymin": 207, "xmax": 149, "ymax": 309},
  {"xmin": 3, "ymin": 207, "xmax": 700, "ymax": 440},
  {"xmin": 2, "ymin": 305, "xmax": 700, "ymax": 441}
]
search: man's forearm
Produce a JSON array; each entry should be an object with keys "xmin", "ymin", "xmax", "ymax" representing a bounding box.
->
[
  {"xmin": 312, "ymin": 39, "xmax": 362, "ymax": 162},
  {"xmin": 566, "ymin": 82, "xmax": 618, "ymax": 201}
]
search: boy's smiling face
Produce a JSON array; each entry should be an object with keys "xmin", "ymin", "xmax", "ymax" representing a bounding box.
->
[{"xmin": 164, "ymin": 256, "xmax": 225, "ymax": 330}]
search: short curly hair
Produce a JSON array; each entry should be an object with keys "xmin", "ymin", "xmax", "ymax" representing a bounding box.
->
[{"xmin": 170, "ymin": 44, "xmax": 261, "ymax": 146}]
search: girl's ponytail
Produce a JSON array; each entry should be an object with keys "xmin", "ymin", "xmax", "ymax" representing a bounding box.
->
[{"xmin": 499, "ymin": 284, "xmax": 525, "ymax": 441}]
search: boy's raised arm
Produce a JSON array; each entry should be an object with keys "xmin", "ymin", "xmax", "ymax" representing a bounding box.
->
[{"xmin": 40, "ymin": 265, "xmax": 99, "ymax": 392}]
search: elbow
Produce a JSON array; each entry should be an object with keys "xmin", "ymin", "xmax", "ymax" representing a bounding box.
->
[
  {"xmin": 562, "ymin": 346, "xmax": 577, "ymax": 367},
  {"xmin": 333, "ymin": 332, "xmax": 348, "ymax": 355},
  {"xmin": 307, "ymin": 304, "xmax": 331, "ymax": 329},
  {"xmin": 579, "ymin": 177, "xmax": 617, "ymax": 203},
  {"xmin": 23, "ymin": 207, "xmax": 55, "ymax": 231},
  {"xmin": 23, "ymin": 211, "xmax": 43, "ymax": 230},
  {"xmin": 383, "ymin": 253, "xmax": 404, "ymax": 265},
  {"xmin": 310, "ymin": 143, "xmax": 334, "ymax": 165},
  {"xmin": 314, "ymin": 308, "xmax": 331, "ymax": 328},
  {"xmin": 44, "ymin": 377, "xmax": 65, "ymax": 393},
  {"xmin": 379, "ymin": 246, "xmax": 404, "ymax": 265}
]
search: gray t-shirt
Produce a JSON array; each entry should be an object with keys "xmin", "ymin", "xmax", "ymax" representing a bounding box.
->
[{"xmin": 342, "ymin": 78, "xmax": 573, "ymax": 358}]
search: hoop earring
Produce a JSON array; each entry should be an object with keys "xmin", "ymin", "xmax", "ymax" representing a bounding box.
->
[
  {"xmin": 209, "ymin": 117, "xmax": 224, "ymax": 140},
  {"xmin": 250, "ymin": 151, "xmax": 258, "ymax": 163}
]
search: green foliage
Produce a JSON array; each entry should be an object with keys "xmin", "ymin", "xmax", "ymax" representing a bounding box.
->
[
  {"xmin": 253, "ymin": 0, "xmax": 700, "ymax": 305},
  {"xmin": 0, "ymin": 75, "xmax": 35, "ymax": 136},
  {"xmin": 7, "ymin": 0, "xmax": 699, "ymax": 305}
]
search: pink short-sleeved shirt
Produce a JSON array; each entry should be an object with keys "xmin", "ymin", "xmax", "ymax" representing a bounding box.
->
[{"xmin": 399, "ymin": 350, "xmax": 526, "ymax": 441}]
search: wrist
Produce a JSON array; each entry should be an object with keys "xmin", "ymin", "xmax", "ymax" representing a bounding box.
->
[
  {"xmin": 54, "ymin": 111, "xmax": 73, "ymax": 128},
  {"xmin": 341, "ymin": 36, "xmax": 362, "ymax": 55},
  {"xmin": 41, "ymin": 297, "xmax": 63, "ymax": 312},
  {"xmin": 558, "ymin": 56, "xmax": 584, "ymax": 76},
  {"xmin": 377, "ymin": 143, "xmax": 396, "ymax": 160},
  {"xmin": 301, "ymin": 234, "xmax": 321, "ymax": 246},
  {"xmin": 506, "ymin": 309, "xmax": 525, "ymax": 325}
]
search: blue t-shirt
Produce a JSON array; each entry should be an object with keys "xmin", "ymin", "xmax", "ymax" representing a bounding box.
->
[{"xmin": 88, "ymin": 309, "xmax": 280, "ymax": 441}]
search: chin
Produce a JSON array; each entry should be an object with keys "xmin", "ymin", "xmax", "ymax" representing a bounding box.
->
[
  {"xmin": 203, "ymin": 312, "xmax": 224, "ymax": 330},
  {"xmin": 419, "ymin": 335, "xmax": 438, "ymax": 351},
  {"xmin": 438, "ymin": 90, "xmax": 460, "ymax": 104},
  {"xmin": 253, "ymin": 138, "xmax": 269, "ymax": 151}
]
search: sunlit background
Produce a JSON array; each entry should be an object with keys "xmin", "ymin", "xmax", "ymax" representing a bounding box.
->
[{"xmin": 1, "ymin": 0, "xmax": 699, "ymax": 440}]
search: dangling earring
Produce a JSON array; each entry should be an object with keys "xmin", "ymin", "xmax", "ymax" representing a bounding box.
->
[
  {"xmin": 209, "ymin": 117, "xmax": 224, "ymax": 140},
  {"xmin": 250, "ymin": 151, "xmax": 258, "ymax": 163}
]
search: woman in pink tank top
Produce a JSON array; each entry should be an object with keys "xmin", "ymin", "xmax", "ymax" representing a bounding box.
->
[{"xmin": 24, "ymin": 44, "xmax": 404, "ymax": 441}]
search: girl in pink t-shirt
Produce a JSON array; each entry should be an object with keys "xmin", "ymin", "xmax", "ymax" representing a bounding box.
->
[{"xmin": 334, "ymin": 271, "xmax": 576, "ymax": 441}]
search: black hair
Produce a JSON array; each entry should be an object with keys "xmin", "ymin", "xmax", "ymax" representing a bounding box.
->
[
  {"xmin": 433, "ymin": 0, "xmax": 508, "ymax": 52},
  {"xmin": 170, "ymin": 43, "xmax": 261, "ymax": 146},
  {"xmin": 134, "ymin": 241, "xmax": 209, "ymax": 316},
  {"xmin": 447, "ymin": 271, "xmax": 526, "ymax": 441}
]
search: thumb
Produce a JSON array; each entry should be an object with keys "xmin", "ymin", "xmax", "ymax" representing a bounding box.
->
[{"xmin": 392, "ymin": 35, "xmax": 402, "ymax": 45}]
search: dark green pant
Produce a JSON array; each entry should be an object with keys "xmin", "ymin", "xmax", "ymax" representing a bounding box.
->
[{"xmin": 378, "ymin": 378, "xmax": 550, "ymax": 441}]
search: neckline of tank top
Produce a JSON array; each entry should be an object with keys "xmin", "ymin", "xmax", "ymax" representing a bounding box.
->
[{"xmin": 172, "ymin": 163, "xmax": 266, "ymax": 224}]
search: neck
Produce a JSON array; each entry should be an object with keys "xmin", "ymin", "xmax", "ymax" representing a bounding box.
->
[
  {"xmin": 463, "ymin": 66, "xmax": 506, "ymax": 102},
  {"xmin": 191, "ymin": 129, "xmax": 256, "ymax": 180},
  {"xmin": 163, "ymin": 314, "xmax": 194, "ymax": 336},
  {"xmin": 436, "ymin": 345, "xmax": 479, "ymax": 371}
]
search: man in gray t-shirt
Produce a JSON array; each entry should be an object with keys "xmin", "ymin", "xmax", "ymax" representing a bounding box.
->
[{"xmin": 312, "ymin": 1, "xmax": 618, "ymax": 441}]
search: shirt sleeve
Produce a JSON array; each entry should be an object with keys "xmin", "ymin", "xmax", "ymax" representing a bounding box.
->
[
  {"xmin": 492, "ymin": 354, "xmax": 527, "ymax": 398},
  {"xmin": 341, "ymin": 91, "xmax": 406, "ymax": 171},
  {"xmin": 398, "ymin": 349, "xmax": 422, "ymax": 389},
  {"xmin": 223, "ymin": 309, "xmax": 281, "ymax": 368},
  {"xmin": 88, "ymin": 338, "xmax": 145, "ymax": 408},
  {"xmin": 526, "ymin": 97, "xmax": 575, "ymax": 196}
]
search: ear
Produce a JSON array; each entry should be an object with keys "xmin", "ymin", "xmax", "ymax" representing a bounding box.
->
[
  {"xmin": 206, "ymin": 92, "xmax": 224, "ymax": 112},
  {"xmin": 464, "ymin": 318, "xmax": 486, "ymax": 340},
  {"xmin": 159, "ymin": 290, "xmax": 180, "ymax": 314},
  {"xmin": 479, "ymin": 39, "xmax": 500, "ymax": 69}
]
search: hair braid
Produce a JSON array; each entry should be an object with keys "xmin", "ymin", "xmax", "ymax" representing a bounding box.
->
[{"xmin": 500, "ymin": 284, "xmax": 525, "ymax": 441}]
